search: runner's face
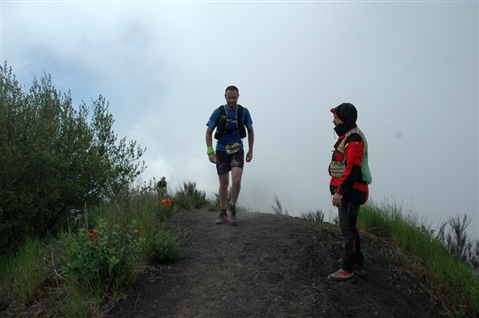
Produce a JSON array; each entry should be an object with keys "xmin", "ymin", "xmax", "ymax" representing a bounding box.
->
[{"xmin": 224, "ymin": 90, "xmax": 239, "ymax": 109}]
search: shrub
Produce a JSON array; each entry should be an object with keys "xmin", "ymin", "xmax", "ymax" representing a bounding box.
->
[
  {"xmin": 0, "ymin": 238, "xmax": 53, "ymax": 307},
  {"xmin": 0, "ymin": 62, "xmax": 145, "ymax": 252},
  {"xmin": 437, "ymin": 214, "xmax": 479, "ymax": 269},
  {"xmin": 300, "ymin": 209, "xmax": 325, "ymax": 224},
  {"xmin": 62, "ymin": 219, "xmax": 143, "ymax": 296},
  {"xmin": 174, "ymin": 181, "xmax": 208, "ymax": 209},
  {"xmin": 142, "ymin": 229, "xmax": 181, "ymax": 263},
  {"xmin": 271, "ymin": 193, "xmax": 289, "ymax": 216}
]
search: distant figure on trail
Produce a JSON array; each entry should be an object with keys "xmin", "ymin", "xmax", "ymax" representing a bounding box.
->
[
  {"xmin": 327, "ymin": 103, "xmax": 372, "ymax": 282},
  {"xmin": 157, "ymin": 176, "xmax": 167, "ymax": 198},
  {"xmin": 205, "ymin": 85, "xmax": 254, "ymax": 225}
]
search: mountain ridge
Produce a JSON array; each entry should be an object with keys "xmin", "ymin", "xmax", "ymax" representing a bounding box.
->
[{"xmin": 108, "ymin": 209, "xmax": 444, "ymax": 317}]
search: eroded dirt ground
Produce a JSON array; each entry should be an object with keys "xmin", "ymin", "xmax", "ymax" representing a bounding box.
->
[{"xmin": 108, "ymin": 210, "xmax": 445, "ymax": 318}]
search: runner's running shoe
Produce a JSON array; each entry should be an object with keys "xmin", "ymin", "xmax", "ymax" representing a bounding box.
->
[
  {"xmin": 215, "ymin": 213, "xmax": 226, "ymax": 224},
  {"xmin": 227, "ymin": 207, "xmax": 237, "ymax": 225}
]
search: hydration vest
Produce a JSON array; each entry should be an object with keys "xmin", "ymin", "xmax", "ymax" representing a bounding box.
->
[
  {"xmin": 158, "ymin": 180, "xmax": 167, "ymax": 188},
  {"xmin": 214, "ymin": 105, "xmax": 247, "ymax": 140},
  {"xmin": 330, "ymin": 127, "xmax": 372, "ymax": 184}
]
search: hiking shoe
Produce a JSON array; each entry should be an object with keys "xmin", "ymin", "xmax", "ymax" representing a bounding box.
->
[
  {"xmin": 338, "ymin": 259, "xmax": 365, "ymax": 276},
  {"xmin": 227, "ymin": 208, "xmax": 237, "ymax": 225},
  {"xmin": 327, "ymin": 268, "xmax": 353, "ymax": 282},
  {"xmin": 215, "ymin": 213, "xmax": 226, "ymax": 224},
  {"xmin": 353, "ymin": 264, "xmax": 364, "ymax": 276}
]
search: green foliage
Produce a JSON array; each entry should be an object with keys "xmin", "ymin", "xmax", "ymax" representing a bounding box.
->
[
  {"xmin": 62, "ymin": 219, "xmax": 143, "ymax": 297},
  {"xmin": 0, "ymin": 254, "xmax": 14, "ymax": 307},
  {"xmin": 11, "ymin": 239, "xmax": 53, "ymax": 305},
  {"xmin": 174, "ymin": 181, "xmax": 208, "ymax": 209},
  {"xmin": 357, "ymin": 200, "xmax": 479, "ymax": 318},
  {"xmin": 317, "ymin": 223, "xmax": 339, "ymax": 238},
  {"xmin": 300, "ymin": 209, "xmax": 325, "ymax": 224},
  {"xmin": 0, "ymin": 238, "xmax": 53, "ymax": 308},
  {"xmin": 142, "ymin": 229, "xmax": 181, "ymax": 263},
  {"xmin": 437, "ymin": 214, "xmax": 479, "ymax": 269},
  {"xmin": 0, "ymin": 62, "xmax": 145, "ymax": 252},
  {"xmin": 0, "ymin": 182, "xmax": 183, "ymax": 317}
]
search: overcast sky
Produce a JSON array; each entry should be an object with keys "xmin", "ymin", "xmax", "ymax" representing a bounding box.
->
[{"xmin": 2, "ymin": 1, "xmax": 478, "ymax": 237}]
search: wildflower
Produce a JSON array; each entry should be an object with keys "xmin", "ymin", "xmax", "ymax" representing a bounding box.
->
[{"xmin": 88, "ymin": 229, "xmax": 99, "ymax": 241}]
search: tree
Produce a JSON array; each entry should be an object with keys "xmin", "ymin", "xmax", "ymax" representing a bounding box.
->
[{"xmin": 0, "ymin": 62, "xmax": 146, "ymax": 252}]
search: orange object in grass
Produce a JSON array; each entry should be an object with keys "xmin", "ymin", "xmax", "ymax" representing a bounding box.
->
[
  {"xmin": 88, "ymin": 229, "xmax": 99, "ymax": 240},
  {"xmin": 161, "ymin": 198, "xmax": 174, "ymax": 208}
]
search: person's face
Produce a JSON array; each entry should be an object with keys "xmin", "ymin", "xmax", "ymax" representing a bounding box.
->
[
  {"xmin": 333, "ymin": 115, "xmax": 343, "ymax": 126},
  {"xmin": 224, "ymin": 90, "xmax": 239, "ymax": 108}
]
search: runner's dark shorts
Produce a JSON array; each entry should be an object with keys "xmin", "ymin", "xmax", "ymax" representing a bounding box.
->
[{"xmin": 216, "ymin": 150, "xmax": 244, "ymax": 175}]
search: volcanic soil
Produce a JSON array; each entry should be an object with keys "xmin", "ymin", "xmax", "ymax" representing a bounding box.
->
[{"xmin": 107, "ymin": 209, "xmax": 445, "ymax": 318}]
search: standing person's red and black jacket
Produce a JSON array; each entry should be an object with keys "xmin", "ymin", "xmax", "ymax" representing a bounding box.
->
[{"xmin": 329, "ymin": 103, "xmax": 371, "ymax": 205}]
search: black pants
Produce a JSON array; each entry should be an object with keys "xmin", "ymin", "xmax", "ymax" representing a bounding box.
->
[{"xmin": 338, "ymin": 200, "xmax": 364, "ymax": 272}]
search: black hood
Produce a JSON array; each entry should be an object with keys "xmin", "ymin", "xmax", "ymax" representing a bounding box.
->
[{"xmin": 331, "ymin": 103, "xmax": 357, "ymax": 136}]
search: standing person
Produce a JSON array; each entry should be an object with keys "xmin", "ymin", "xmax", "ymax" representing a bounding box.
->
[
  {"xmin": 157, "ymin": 176, "xmax": 167, "ymax": 198},
  {"xmin": 327, "ymin": 102, "xmax": 372, "ymax": 282},
  {"xmin": 205, "ymin": 85, "xmax": 254, "ymax": 225}
]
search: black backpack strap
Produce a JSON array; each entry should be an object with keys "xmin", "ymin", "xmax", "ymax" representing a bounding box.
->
[
  {"xmin": 214, "ymin": 105, "xmax": 247, "ymax": 140},
  {"xmin": 237, "ymin": 105, "xmax": 242, "ymax": 125},
  {"xmin": 214, "ymin": 106, "xmax": 227, "ymax": 140},
  {"xmin": 237, "ymin": 105, "xmax": 247, "ymax": 138}
]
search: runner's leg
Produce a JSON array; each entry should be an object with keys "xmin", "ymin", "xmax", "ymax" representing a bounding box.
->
[
  {"xmin": 219, "ymin": 173, "xmax": 229, "ymax": 210},
  {"xmin": 216, "ymin": 151, "xmax": 231, "ymax": 211},
  {"xmin": 229, "ymin": 150, "xmax": 245, "ymax": 207},
  {"xmin": 230, "ymin": 167, "xmax": 243, "ymax": 206}
]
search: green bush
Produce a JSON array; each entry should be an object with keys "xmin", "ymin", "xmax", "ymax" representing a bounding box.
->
[
  {"xmin": 143, "ymin": 230, "xmax": 181, "ymax": 263},
  {"xmin": 0, "ymin": 238, "xmax": 53, "ymax": 307},
  {"xmin": 0, "ymin": 62, "xmax": 145, "ymax": 252},
  {"xmin": 62, "ymin": 219, "xmax": 143, "ymax": 296},
  {"xmin": 300, "ymin": 209, "xmax": 324, "ymax": 224},
  {"xmin": 174, "ymin": 181, "xmax": 208, "ymax": 209}
]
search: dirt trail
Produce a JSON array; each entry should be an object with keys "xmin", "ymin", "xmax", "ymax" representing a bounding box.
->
[{"xmin": 108, "ymin": 210, "xmax": 444, "ymax": 318}]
